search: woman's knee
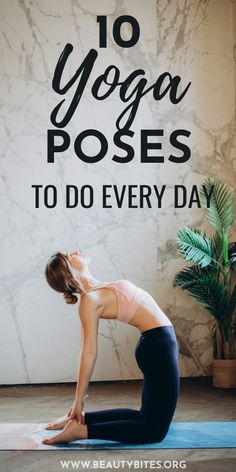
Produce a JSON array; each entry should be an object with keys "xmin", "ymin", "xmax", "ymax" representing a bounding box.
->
[{"xmin": 143, "ymin": 422, "xmax": 168, "ymax": 443}]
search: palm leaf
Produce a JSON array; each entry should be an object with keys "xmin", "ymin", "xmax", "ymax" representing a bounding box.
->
[
  {"xmin": 173, "ymin": 266, "xmax": 201, "ymax": 290},
  {"xmin": 176, "ymin": 227, "xmax": 212, "ymax": 267},
  {"xmin": 200, "ymin": 178, "xmax": 234, "ymax": 234},
  {"xmin": 223, "ymin": 231, "xmax": 229, "ymax": 264},
  {"xmin": 228, "ymin": 242, "xmax": 236, "ymax": 271},
  {"xmin": 226, "ymin": 283, "xmax": 236, "ymax": 317},
  {"xmin": 174, "ymin": 272, "xmax": 227, "ymax": 320},
  {"xmin": 209, "ymin": 232, "xmax": 223, "ymax": 261},
  {"xmin": 228, "ymin": 254, "xmax": 236, "ymax": 271},
  {"xmin": 173, "ymin": 264, "xmax": 217, "ymax": 290}
]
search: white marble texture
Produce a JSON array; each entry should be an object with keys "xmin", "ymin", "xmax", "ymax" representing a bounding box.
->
[{"xmin": 0, "ymin": 0, "xmax": 236, "ymax": 384}]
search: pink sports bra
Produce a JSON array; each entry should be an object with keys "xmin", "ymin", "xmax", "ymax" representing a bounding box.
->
[{"xmin": 82, "ymin": 279, "xmax": 143, "ymax": 324}]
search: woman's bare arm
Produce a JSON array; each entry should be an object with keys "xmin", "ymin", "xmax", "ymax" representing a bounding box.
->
[{"xmin": 75, "ymin": 294, "xmax": 100, "ymax": 403}]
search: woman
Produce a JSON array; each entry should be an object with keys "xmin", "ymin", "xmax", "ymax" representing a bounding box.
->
[{"xmin": 42, "ymin": 250, "xmax": 180, "ymax": 445}]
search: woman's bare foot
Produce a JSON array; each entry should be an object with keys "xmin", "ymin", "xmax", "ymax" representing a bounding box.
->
[
  {"xmin": 45, "ymin": 414, "xmax": 68, "ymax": 430},
  {"xmin": 42, "ymin": 419, "xmax": 88, "ymax": 445},
  {"xmin": 45, "ymin": 412, "xmax": 85, "ymax": 430}
]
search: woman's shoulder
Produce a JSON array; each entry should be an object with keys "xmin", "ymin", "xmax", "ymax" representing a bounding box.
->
[
  {"xmin": 79, "ymin": 290, "xmax": 101, "ymax": 312},
  {"xmin": 78, "ymin": 293, "xmax": 102, "ymax": 324}
]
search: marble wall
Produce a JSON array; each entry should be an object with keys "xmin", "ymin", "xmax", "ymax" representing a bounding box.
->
[{"xmin": 1, "ymin": 0, "xmax": 236, "ymax": 384}]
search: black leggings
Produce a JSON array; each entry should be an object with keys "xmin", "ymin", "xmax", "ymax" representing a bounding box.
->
[{"xmin": 84, "ymin": 325, "xmax": 180, "ymax": 444}]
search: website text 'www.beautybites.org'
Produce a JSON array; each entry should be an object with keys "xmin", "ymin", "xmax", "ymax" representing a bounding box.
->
[{"xmin": 59, "ymin": 458, "xmax": 187, "ymax": 470}]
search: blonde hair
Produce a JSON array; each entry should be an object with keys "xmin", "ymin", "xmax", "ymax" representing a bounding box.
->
[{"xmin": 45, "ymin": 252, "xmax": 86, "ymax": 304}]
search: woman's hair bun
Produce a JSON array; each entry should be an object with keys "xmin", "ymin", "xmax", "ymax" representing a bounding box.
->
[{"xmin": 63, "ymin": 291, "xmax": 78, "ymax": 305}]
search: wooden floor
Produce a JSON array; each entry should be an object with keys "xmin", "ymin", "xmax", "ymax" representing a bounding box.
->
[{"xmin": 0, "ymin": 377, "xmax": 236, "ymax": 470}]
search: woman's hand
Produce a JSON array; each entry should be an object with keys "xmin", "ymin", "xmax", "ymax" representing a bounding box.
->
[
  {"xmin": 45, "ymin": 405, "xmax": 80, "ymax": 430},
  {"xmin": 66, "ymin": 399, "xmax": 84, "ymax": 424}
]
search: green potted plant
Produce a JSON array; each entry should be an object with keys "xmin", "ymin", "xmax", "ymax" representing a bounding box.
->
[{"xmin": 173, "ymin": 178, "xmax": 236, "ymax": 388}]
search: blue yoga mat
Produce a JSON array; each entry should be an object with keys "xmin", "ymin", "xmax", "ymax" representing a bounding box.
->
[{"xmin": 35, "ymin": 422, "xmax": 236, "ymax": 449}]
